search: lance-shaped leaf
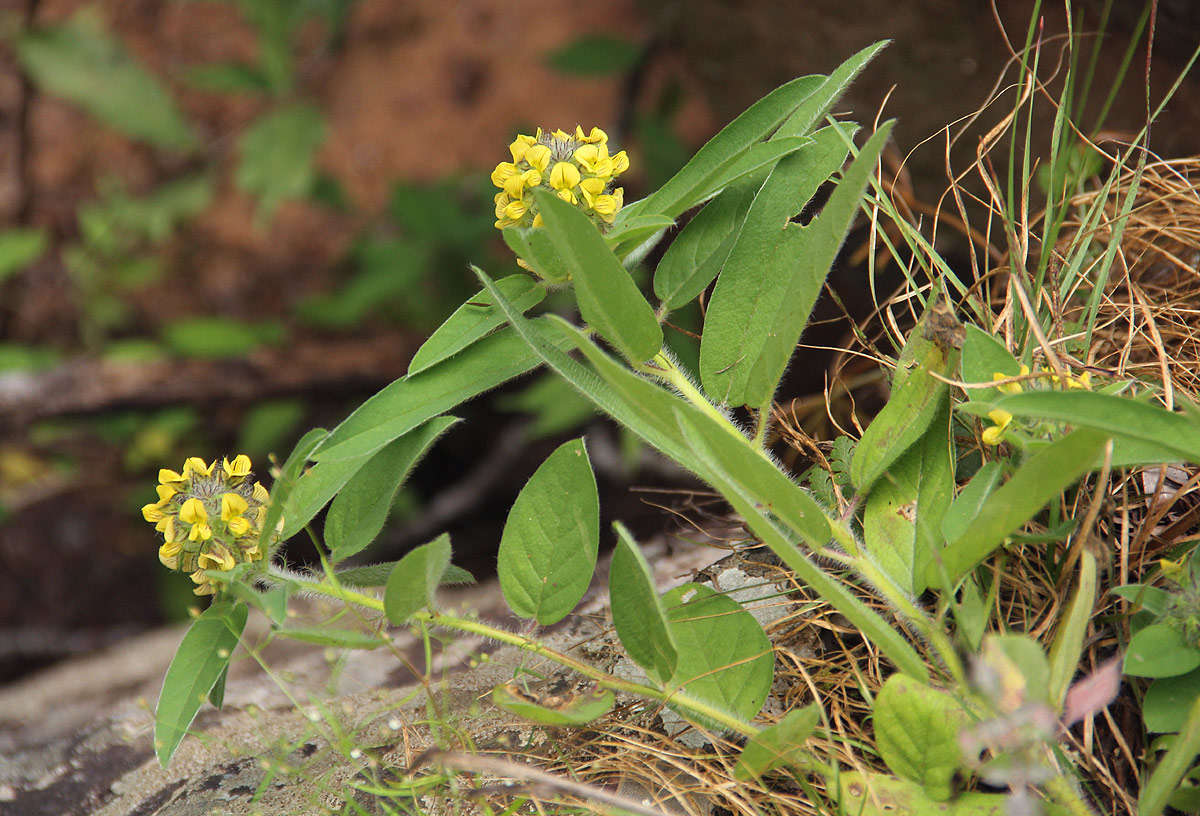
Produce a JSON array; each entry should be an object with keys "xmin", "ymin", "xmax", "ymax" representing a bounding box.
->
[
  {"xmin": 408, "ymin": 274, "xmax": 546, "ymax": 375},
  {"xmin": 654, "ymin": 182, "xmax": 757, "ymax": 311},
  {"xmin": 155, "ymin": 601, "xmax": 248, "ymax": 767},
  {"xmin": 324, "ymin": 416, "xmax": 459, "ymax": 561},
  {"xmin": 533, "ymin": 189, "xmax": 662, "ymax": 363},
  {"xmin": 498, "ymin": 438, "xmax": 600, "ymax": 625},
  {"xmin": 993, "ymin": 390, "xmax": 1200, "ymax": 464},
  {"xmin": 314, "ymin": 320, "xmax": 565, "ymax": 463},
  {"xmin": 476, "ymin": 267, "xmax": 926, "ymax": 680},
  {"xmin": 851, "ymin": 297, "xmax": 960, "ymax": 492},
  {"xmin": 623, "ymin": 41, "xmax": 887, "ymax": 221},
  {"xmin": 934, "ymin": 428, "xmax": 1109, "ymax": 586},
  {"xmin": 609, "ymin": 523, "xmax": 677, "ymax": 684},
  {"xmin": 701, "ymin": 122, "xmax": 894, "ymax": 408},
  {"xmin": 384, "ymin": 533, "xmax": 453, "ymax": 623},
  {"xmin": 862, "ymin": 401, "xmax": 953, "ymax": 595}
]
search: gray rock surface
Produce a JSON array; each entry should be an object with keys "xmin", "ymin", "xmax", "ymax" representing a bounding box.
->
[{"xmin": 0, "ymin": 537, "xmax": 762, "ymax": 816}]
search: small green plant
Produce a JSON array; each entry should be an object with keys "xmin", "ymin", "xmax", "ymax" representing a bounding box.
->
[{"xmin": 142, "ymin": 29, "xmax": 1200, "ymax": 816}]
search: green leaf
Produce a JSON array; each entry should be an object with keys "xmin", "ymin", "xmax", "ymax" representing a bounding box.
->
[
  {"xmin": 609, "ymin": 523, "xmax": 678, "ymax": 684},
  {"xmin": 1140, "ymin": 692, "xmax": 1200, "ymax": 816},
  {"xmin": 653, "ymin": 183, "xmax": 756, "ymax": 311},
  {"xmin": 162, "ymin": 317, "xmax": 284, "ymax": 358},
  {"xmin": 314, "ymin": 321, "xmax": 565, "ymax": 463},
  {"xmin": 862, "ymin": 402, "xmax": 952, "ymax": 595},
  {"xmin": 851, "ymin": 298, "xmax": 959, "ymax": 492},
  {"xmin": 502, "ymin": 226, "xmax": 571, "ymax": 283},
  {"xmin": 626, "ymin": 42, "xmax": 886, "ymax": 222},
  {"xmin": 324, "ymin": 416, "xmax": 459, "ymax": 561},
  {"xmin": 663, "ymin": 583, "xmax": 774, "ymax": 726},
  {"xmin": 873, "ymin": 674, "xmax": 971, "ymax": 800},
  {"xmin": 258, "ymin": 427, "xmax": 328, "ymax": 553},
  {"xmin": 0, "ymin": 228, "xmax": 48, "ymax": 284},
  {"xmin": 1110, "ymin": 584, "xmax": 1171, "ymax": 617},
  {"xmin": 733, "ymin": 704, "xmax": 819, "ymax": 781},
  {"xmin": 498, "ymin": 374, "xmax": 598, "ymax": 438},
  {"xmin": 183, "ymin": 62, "xmax": 271, "ymax": 93},
  {"xmin": 772, "ymin": 41, "xmax": 889, "ymax": 139},
  {"xmin": 543, "ymin": 34, "xmax": 641, "ymax": 76},
  {"xmin": 941, "ymin": 461, "xmax": 1003, "ymax": 543},
  {"xmin": 1125, "ymin": 624, "xmax": 1200, "ymax": 678},
  {"xmin": 498, "ymin": 438, "xmax": 600, "ymax": 625},
  {"xmin": 1047, "ymin": 549, "xmax": 1098, "ymax": 707},
  {"xmin": 533, "ymin": 189, "xmax": 662, "ymax": 363},
  {"xmin": 839, "ymin": 772, "xmax": 1040, "ymax": 816},
  {"xmin": 275, "ymin": 627, "xmax": 389, "ymax": 650},
  {"xmin": 207, "ymin": 666, "xmax": 228, "ymax": 709},
  {"xmin": 383, "ymin": 534, "xmax": 453, "ymax": 623},
  {"xmin": 16, "ymin": 9, "xmax": 196, "ymax": 151},
  {"xmin": 408, "ymin": 275, "xmax": 546, "ymax": 375},
  {"xmin": 155, "ymin": 600, "xmax": 248, "ymax": 767},
  {"xmin": 960, "ymin": 324, "xmax": 1020, "ymax": 392},
  {"xmin": 491, "ymin": 683, "xmax": 615, "ymax": 725},
  {"xmin": 280, "ymin": 451, "xmax": 372, "ymax": 541},
  {"xmin": 993, "ymin": 390, "xmax": 1200, "ymax": 465},
  {"xmin": 477, "ymin": 268, "xmax": 925, "ymax": 680},
  {"xmin": 989, "ymin": 634, "xmax": 1051, "ymax": 703},
  {"xmin": 236, "ymin": 104, "xmax": 325, "ymax": 220},
  {"xmin": 1146, "ymin": 670, "xmax": 1200, "ymax": 733},
  {"xmin": 934, "ymin": 429, "xmax": 1109, "ymax": 587},
  {"xmin": 698, "ymin": 125, "xmax": 855, "ymax": 407},
  {"xmin": 604, "ymin": 214, "xmax": 676, "ymax": 252},
  {"xmin": 623, "ymin": 74, "xmax": 825, "ymax": 221}
]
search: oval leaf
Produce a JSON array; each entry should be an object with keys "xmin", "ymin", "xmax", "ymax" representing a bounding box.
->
[
  {"xmin": 325, "ymin": 415, "xmax": 459, "ymax": 561},
  {"xmin": 1125, "ymin": 624, "xmax": 1200, "ymax": 678},
  {"xmin": 609, "ymin": 523, "xmax": 678, "ymax": 684},
  {"xmin": 663, "ymin": 583, "xmax": 774, "ymax": 727},
  {"xmin": 1146, "ymin": 670, "xmax": 1200, "ymax": 733},
  {"xmin": 155, "ymin": 601, "xmax": 248, "ymax": 767},
  {"xmin": 384, "ymin": 534, "xmax": 453, "ymax": 623},
  {"xmin": 873, "ymin": 674, "xmax": 970, "ymax": 800},
  {"xmin": 654, "ymin": 183, "xmax": 756, "ymax": 311},
  {"xmin": 498, "ymin": 438, "xmax": 599, "ymax": 625}
]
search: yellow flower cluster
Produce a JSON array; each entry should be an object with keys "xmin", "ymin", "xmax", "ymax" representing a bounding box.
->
[
  {"xmin": 492, "ymin": 126, "xmax": 629, "ymax": 230},
  {"xmin": 142, "ymin": 455, "xmax": 270, "ymax": 595},
  {"xmin": 982, "ymin": 363, "xmax": 1092, "ymax": 445}
]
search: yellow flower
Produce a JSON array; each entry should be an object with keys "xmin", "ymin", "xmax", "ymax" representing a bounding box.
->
[
  {"xmin": 981, "ymin": 409, "xmax": 1013, "ymax": 445},
  {"xmin": 550, "ymin": 161, "xmax": 581, "ymax": 190},
  {"xmin": 183, "ymin": 457, "xmax": 214, "ymax": 478},
  {"xmin": 145, "ymin": 454, "xmax": 271, "ymax": 594},
  {"xmin": 509, "ymin": 133, "xmax": 537, "ymax": 162},
  {"xmin": 491, "ymin": 126, "xmax": 630, "ymax": 240},
  {"xmin": 223, "ymin": 455, "xmax": 252, "ymax": 479},
  {"xmin": 524, "ymin": 144, "xmax": 551, "ymax": 174},
  {"xmin": 574, "ymin": 125, "xmax": 607, "ymax": 144}
]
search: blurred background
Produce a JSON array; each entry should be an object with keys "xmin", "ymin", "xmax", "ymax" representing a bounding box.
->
[{"xmin": 1, "ymin": 0, "xmax": 1197, "ymax": 685}]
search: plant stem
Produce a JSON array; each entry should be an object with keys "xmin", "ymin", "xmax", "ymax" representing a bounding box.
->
[
  {"xmin": 642, "ymin": 351, "xmax": 746, "ymax": 444},
  {"xmin": 295, "ymin": 573, "xmax": 759, "ymax": 739}
]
